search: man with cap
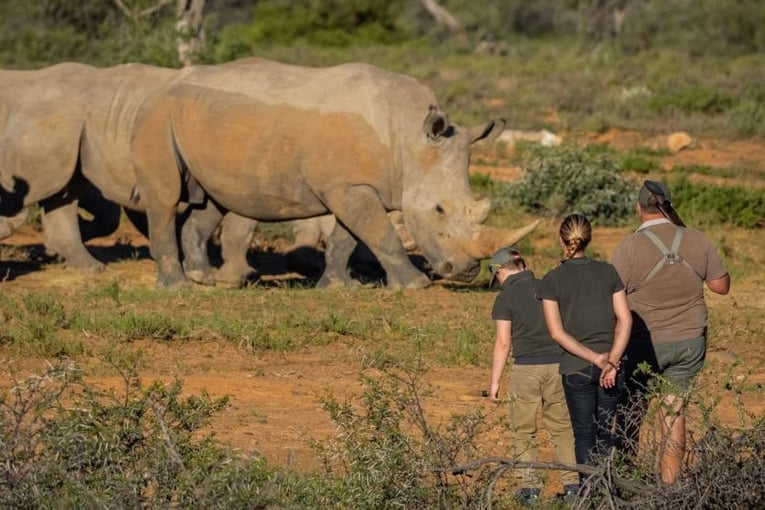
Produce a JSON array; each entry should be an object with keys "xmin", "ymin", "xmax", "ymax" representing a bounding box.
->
[
  {"xmin": 610, "ymin": 180, "xmax": 730, "ymax": 484},
  {"xmin": 487, "ymin": 247, "xmax": 579, "ymax": 506}
]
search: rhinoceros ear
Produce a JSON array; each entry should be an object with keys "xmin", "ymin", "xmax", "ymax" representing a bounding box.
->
[
  {"xmin": 422, "ymin": 105, "xmax": 450, "ymax": 141},
  {"xmin": 469, "ymin": 119, "xmax": 507, "ymax": 146}
]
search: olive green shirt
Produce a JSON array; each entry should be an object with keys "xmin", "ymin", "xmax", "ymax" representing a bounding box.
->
[{"xmin": 536, "ymin": 258, "xmax": 625, "ymax": 374}]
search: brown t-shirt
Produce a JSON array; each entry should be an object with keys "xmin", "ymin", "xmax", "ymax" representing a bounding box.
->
[{"xmin": 610, "ymin": 220, "xmax": 727, "ymax": 344}]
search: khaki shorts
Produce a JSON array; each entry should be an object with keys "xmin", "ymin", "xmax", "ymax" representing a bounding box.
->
[{"xmin": 654, "ymin": 336, "xmax": 706, "ymax": 388}]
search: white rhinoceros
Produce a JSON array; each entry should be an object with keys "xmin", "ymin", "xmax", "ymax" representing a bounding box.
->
[
  {"xmin": 0, "ymin": 61, "xmax": 405, "ymax": 285},
  {"xmin": 126, "ymin": 58, "xmax": 540, "ymax": 288},
  {"xmin": 0, "ymin": 63, "xmax": 112, "ymax": 270},
  {"xmin": 0, "ymin": 62, "xmax": 253, "ymax": 282}
]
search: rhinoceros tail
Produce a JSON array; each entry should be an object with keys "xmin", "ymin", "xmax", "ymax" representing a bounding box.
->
[
  {"xmin": 169, "ymin": 124, "xmax": 206, "ymax": 206},
  {"xmin": 130, "ymin": 186, "xmax": 141, "ymax": 205}
]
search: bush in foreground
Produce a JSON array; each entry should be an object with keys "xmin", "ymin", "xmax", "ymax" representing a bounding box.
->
[{"xmin": 1, "ymin": 357, "xmax": 763, "ymax": 509}]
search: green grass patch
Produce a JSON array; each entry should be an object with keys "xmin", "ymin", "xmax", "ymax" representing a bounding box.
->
[{"xmin": 667, "ymin": 176, "xmax": 765, "ymax": 228}]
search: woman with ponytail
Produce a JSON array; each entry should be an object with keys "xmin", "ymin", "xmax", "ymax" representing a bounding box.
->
[{"xmin": 536, "ymin": 213, "xmax": 632, "ymax": 482}]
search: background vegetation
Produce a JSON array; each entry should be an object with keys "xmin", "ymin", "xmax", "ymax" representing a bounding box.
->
[{"xmin": 1, "ymin": 0, "xmax": 765, "ymax": 137}]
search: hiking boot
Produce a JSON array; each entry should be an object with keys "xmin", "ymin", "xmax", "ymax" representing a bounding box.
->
[
  {"xmin": 514, "ymin": 487, "xmax": 541, "ymax": 507},
  {"xmin": 559, "ymin": 484, "xmax": 580, "ymax": 507}
]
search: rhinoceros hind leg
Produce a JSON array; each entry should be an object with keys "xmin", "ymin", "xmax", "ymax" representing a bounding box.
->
[
  {"xmin": 215, "ymin": 213, "xmax": 258, "ymax": 287},
  {"xmin": 180, "ymin": 202, "xmax": 222, "ymax": 286},
  {"xmin": 41, "ymin": 202, "xmax": 105, "ymax": 272},
  {"xmin": 147, "ymin": 208, "xmax": 189, "ymax": 289}
]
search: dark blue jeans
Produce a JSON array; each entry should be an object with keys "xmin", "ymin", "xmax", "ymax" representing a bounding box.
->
[{"xmin": 562, "ymin": 365, "xmax": 624, "ymax": 476}]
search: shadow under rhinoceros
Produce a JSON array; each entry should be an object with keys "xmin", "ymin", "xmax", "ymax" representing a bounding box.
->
[
  {"xmin": 0, "ymin": 241, "xmax": 152, "ymax": 283},
  {"xmin": 78, "ymin": 242, "xmax": 152, "ymax": 265},
  {"xmin": 0, "ymin": 243, "xmax": 51, "ymax": 282},
  {"xmin": 206, "ymin": 241, "xmax": 433, "ymax": 289}
]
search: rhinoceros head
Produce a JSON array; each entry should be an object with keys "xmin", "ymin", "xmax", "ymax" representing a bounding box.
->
[{"xmin": 399, "ymin": 106, "xmax": 539, "ymax": 282}]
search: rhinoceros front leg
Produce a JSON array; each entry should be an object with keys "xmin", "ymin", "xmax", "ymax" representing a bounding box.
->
[
  {"xmin": 180, "ymin": 200, "xmax": 222, "ymax": 286},
  {"xmin": 216, "ymin": 212, "xmax": 257, "ymax": 287},
  {"xmin": 323, "ymin": 185, "xmax": 430, "ymax": 289},
  {"xmin": 316, "ymin": 221, "xmax": 357, "ymax": 288},
  {"xmin": 40, "ymin": 200, "xmax": 106, "ymax": 272}
]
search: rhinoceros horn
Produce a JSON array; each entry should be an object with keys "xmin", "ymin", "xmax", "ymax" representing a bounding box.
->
[{"xmin": 461, "ymin": 219, "xmax": 542, "ymax": 260}]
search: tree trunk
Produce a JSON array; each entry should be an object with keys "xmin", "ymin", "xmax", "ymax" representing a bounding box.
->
[
  {"xmin": 419, "ymin": 0, "xmax": 466, "ymax": 42},
  {"xmin": 176, "ymin": 0, "xmax": 206, "ymax": 67}
]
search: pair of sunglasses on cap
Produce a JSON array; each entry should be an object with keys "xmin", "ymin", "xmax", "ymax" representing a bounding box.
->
[{"xmin": 643, "ymin": 180, "xmax": 685, "ymax": 227}]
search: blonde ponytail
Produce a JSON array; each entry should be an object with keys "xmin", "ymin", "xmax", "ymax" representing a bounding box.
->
[{"xmin": 559, "ymin": 214, "xmax": 592, "ymax": 263}]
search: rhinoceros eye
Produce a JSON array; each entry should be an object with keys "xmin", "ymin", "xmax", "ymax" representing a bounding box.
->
[{"xmin": 435, "ymin": 204, "xmax": 445, "ymax": 216}]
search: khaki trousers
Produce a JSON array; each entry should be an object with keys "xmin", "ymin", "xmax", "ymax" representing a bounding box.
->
[{"xmin": 507, "ymin": 362, "xmax": 578, "ymax": 487}]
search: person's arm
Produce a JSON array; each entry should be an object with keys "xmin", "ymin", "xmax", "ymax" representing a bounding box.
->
[
  {"xmin": 707, "ymin": 273, "xmax": 730, "ymax": 295},
  {"xmin": 541, "ymin": 299, "xmax": 602, "ymax": 365},
  {"xmin": 489, "ymin": 319, "xmax": 512, "ymax": 402},
  {"xmin": 600, "ymin": 290, "xmax": 632, "ymax": 388}
]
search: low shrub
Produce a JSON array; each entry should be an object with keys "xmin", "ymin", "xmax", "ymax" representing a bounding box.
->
[
  {"xmin": 1, "ymin": 356, "xmax": 764, "ymax": 508},
  {"xmin": 668, "ymin": 175, "xmax": 765, "ymax": 228},
  {"xmin": 0, "ymin": 361, "xmax": 289, "ymax": 509},
  {"xmin": 508, "ymin": 142, "xmax": 638, "ymax": 226}
]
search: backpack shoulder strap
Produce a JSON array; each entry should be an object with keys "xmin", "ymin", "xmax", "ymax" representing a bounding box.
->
[{"xmin": 628, "ymin": 227, "xmax": 701, "ymax": 294}]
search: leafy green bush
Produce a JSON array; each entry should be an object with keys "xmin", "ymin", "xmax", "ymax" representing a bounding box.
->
[
  {"xmin": 0, "ymin": 361, "xmax": 290, "ymax": 509},
  {"xmin": 617, "ymin": 0, "xmax": 765, "ymax": 56},
  {"xmin": 620, "ymin": 148, "xmax": 666, "ymax": 174},
  {"xmin": 309, "ymin": 355, "xmax": 495, "ymax": 508},
  {"xmin": 667, "ymin": 176, "xmax": 765, "ymax": 228},
  {"xmin": 648, "ymin": 86, "xmax": 735, "ymax": 116},
  {"xmin": 215, "ymin": 0, "xmax": 408, "ymax": 56},
  {"xmin": 508, "ymin": 142, "xmax": 638, "ymax": 226}
]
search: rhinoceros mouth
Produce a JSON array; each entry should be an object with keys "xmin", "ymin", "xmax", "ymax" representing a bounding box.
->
[{"xmin": 436, "ymin": 260, "xmax": 480, "ymax": 282}]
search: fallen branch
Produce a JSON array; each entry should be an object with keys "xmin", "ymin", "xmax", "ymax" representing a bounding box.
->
[{"xmin": 436, "ymin": 456, "xmax": 653, "ymax": 507}]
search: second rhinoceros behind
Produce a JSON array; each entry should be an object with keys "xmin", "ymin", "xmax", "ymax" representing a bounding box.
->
[{"xmin": 130, "ymin": 59, "xmax": 539, "ymax": 289}]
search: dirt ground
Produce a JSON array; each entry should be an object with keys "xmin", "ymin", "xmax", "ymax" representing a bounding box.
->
[{"xmin": 1, "ymin": 129, "xmax": 763, "ymax": 495}]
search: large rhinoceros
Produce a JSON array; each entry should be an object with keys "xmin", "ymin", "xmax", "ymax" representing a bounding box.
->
[
  {"xmin": 127, "ymin": 59, "xmax": 540, "ymax": 288},
  {"xmin": 0, "ymin": 63, "xmax": 339, "ymax": 284},
  {"xmin": 0, "ymin": 63, "xmax": 115, "ymax": 270},
  {"xmin": 0, "ymin": 62, "xmax": 256, "ymax": 282}
]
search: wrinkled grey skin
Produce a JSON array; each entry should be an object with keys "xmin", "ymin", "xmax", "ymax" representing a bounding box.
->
[
  {"xmin": 0, "ymin": 63, "xmax": 108, "ymax": 270},
  {"xmin": 1, "ymin": 59, "xmax": 538, "ymax": 288},
  {"xmin": 0, "ymin": 61, "xmax": 369, "ymax": 285},
  {"xmin": 128, "ymin": 59, "xmax": 539, "ymax": 289},
  {"xmin": 0, "ymin": 63, "xmax": 255, "ymax": 281}
]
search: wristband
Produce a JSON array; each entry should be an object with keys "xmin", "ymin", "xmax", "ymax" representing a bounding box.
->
[{"xmin": 607, "ymin": 361, "xmax": 618, "ymax": 370}]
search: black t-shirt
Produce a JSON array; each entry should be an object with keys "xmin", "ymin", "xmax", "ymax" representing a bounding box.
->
[
  {"xmin": 536, "ymin": 258, "xmax": 625, "ymax": 374},
  {"xmin": 491, "ymin": 270, "xmax": 561, "ymax": 361}
]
